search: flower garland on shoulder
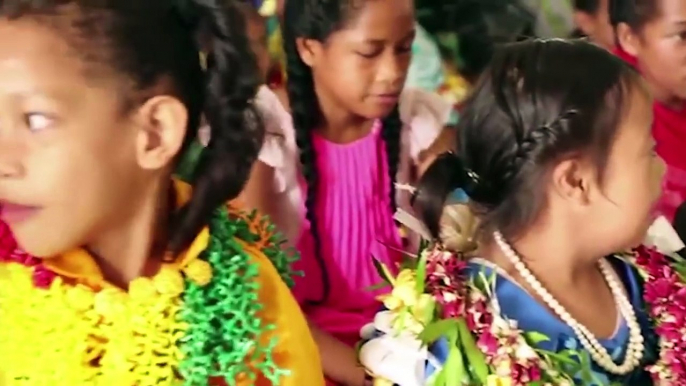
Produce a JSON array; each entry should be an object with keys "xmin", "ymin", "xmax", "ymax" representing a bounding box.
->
[
  {"xmin": 365, "ymin": 245, "xmax": 578, "ymax": 386},
  {"xmin": 633, "ymin": 245, "xmax": 686, "ymax": 384},
  {"xmin": 360, "ymin": 207, "xmax": 686, "ymax": 386},
  {"xmin": 0, "ymin": 205, "xmax": 297, "ymax": 386}
]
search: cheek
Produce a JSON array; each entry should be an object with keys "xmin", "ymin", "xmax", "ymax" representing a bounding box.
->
[
  {"xmin": 642, "ymin": 42, "xmax": 686, "ymax": 80},
  {"xmin": 20, "ymin": 134, "xmax": 136, "ymax": 253},
  {"xmin": 323, "ymin": 56, "xmax": 372, "ymax": 93}
]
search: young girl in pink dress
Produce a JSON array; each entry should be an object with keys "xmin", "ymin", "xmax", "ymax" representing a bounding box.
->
[{"xmin": 240, "ymin": 0, "xmax": 452, "ymax": 384}]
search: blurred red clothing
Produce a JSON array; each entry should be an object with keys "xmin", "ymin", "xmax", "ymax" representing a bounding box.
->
[{"xmin": 615, "ymin": 48, "xmax": 686, "ymax": 222}]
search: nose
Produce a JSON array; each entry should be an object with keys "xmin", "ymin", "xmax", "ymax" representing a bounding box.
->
[
  {"xmin": 377, "ymin": 50, "xmax": 409, "ymax": 87},
  {"xmin": 0, "ymin": 136, "xmax": 23, "ymax": 178}
]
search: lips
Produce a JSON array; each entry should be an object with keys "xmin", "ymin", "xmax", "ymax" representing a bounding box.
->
[
  {"xmin": 372, "ymin": 93, "xmax": 401, "ymax": 105},
  {"xmin": 0, "ymin": 202, "xmax": 41, "ymax": 224}
]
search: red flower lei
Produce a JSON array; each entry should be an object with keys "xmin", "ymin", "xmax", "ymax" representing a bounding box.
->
[{"xmin": 634, "ymin": 246, "xmax": 686, "ymax": 384}]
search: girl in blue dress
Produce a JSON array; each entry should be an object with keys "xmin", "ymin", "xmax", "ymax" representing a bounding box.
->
[
  {"xmin": 362, "ymin": 39, "xmax": 665, "ymax": 385},
  {"xmin": 415, "ymin": 38, "xmax": 664, "ymax": 385}
]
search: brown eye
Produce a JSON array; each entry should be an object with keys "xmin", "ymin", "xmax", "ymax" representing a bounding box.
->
[{"xmin": 25, "ymin": 113, "xmax": 54, "ymax": 132}]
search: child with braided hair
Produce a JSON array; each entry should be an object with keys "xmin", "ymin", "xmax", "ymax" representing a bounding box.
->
[
  {"xmin": 361, "ymin": 39, "xmax": 663, "ymax": 386},
  {"xmin": 239, "ymin": 0, "xmax": 453, "ymax": 384}
]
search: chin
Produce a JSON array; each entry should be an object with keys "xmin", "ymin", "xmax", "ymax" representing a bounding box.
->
[
  {"xmin": 365, "ymin": 105, "xmax": 397, "ymax": 121},
  {"xmin": 7, "ymin": 225, "xmax": 66, "ymax": 259}
]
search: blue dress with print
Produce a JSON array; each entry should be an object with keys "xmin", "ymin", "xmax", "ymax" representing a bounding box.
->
[{"xmin": 427, "ymin": 258, "xmax": 658, "ymax": 385}]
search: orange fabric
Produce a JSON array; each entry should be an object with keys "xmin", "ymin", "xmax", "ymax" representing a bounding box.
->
[{"xmin": 41, "ymin": 179, "xmax": 324, "ymax": 385}]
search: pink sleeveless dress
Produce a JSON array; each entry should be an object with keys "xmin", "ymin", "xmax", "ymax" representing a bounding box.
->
[
  {"xmin": 257, "ymin": 88, "xmax": 452, "ymax": 347},
  {"xmin": 292, "ymin": 120, "xmax": 402, "ymax": 346}
]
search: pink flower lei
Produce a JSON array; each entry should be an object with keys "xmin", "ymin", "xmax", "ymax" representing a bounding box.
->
[
  {"xmin": 0, "ymin": 222, "xmax": 56, "ymax": 288},
  {"xmin": 420, "ymin": 248, "xmax": 570, "ymax": 385},
  {"xmin": 634, "ymin": 246, "xmax": 686, "ymax": 384}
]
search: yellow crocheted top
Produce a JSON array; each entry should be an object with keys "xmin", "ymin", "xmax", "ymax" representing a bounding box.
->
[{"xmin": 0, "ymin": 180, "xmax": 323, "ymax": 386}]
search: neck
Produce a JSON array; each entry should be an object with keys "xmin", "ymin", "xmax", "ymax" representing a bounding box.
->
[
  {"xmin": 646, "ymin": 77, "xmax": 685, "ymax": 111},
  {"xmin": 314, "ymin": 82, "xmax": 374, "ymax": 143},
  {"xmin": 482, "ymin": 223, "xmax": 601, "ymax": 286},
  {"xmin": 87, "ymin": 178, "xmax": 171, "ymax": 288}
]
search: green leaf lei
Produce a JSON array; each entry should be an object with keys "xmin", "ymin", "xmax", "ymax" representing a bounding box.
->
[{"xmin": 178, "ymin": 206, "xmax": 298, "ymax": 385}]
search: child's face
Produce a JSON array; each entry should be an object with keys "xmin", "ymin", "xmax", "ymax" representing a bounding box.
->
[
  {"xmin": 622, "ymin": 0, "xmax": 686, "ymax": 102},
  {"xmin": 0, "ymin": 21, "xmax": 170, "ymax": 257},
  {"xmin": 574, "ymin": 0, "xmax": 614, "ymax": 50},
  {"xmin": 587, "ymin": 85, "xmax": 665, "ymax": 250},
  {"xmin": 302, "ymin": 0, "xmax": 415, "ymax": 120}
]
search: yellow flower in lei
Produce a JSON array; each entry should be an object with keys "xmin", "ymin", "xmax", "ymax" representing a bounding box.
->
[
  {"xmin": 377, "ymin": 269, "xmax": 435, "ymax": 334},
  {"xmin": 486, "ymin": 375, "xmax": 513, "ymax": 386},
  {"xmin": 0, "ymin": 179, "xmax": 323, "ymax": 386},
  {"xmin": 0, "ymin": 242, "xmax": 206, "ymax": 385}
]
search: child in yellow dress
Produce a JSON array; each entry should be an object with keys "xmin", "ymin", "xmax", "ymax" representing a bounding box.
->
[{"xmin": 0, "ymin": 0, "xmax": 324, "ymax": 385}]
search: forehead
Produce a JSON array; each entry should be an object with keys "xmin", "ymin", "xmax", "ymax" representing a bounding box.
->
[
  {"xmin": 650, "ymin": 0, "xmax": 686, "ymax": 26},
  {"xmin": 614, "ymin": 83, "xmax": 653, "ymax": 152},
  {"xmin": 0, "ymin": 20, "xmax": 85, "ymax": 97},
  {"xmin": 339, "ymin": 0, "xmax": 414, "ymax": 40}
]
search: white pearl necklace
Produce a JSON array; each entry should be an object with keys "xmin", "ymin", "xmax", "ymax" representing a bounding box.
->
[{"xmin": 493, "ymin": 231, "xmax": 644, "ymax": 375}]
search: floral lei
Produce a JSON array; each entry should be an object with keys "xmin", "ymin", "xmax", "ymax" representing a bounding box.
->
[
  {"xmin": 0, "ymin": 206, "xmax": 297, "ymax": 385},
  {"xmin": 634, "ymin": 246, "xmax": 686, "ymax": 384},
  {"xmin": 368, "ymin": 241, "xmax": 686, "ymax": 386}
]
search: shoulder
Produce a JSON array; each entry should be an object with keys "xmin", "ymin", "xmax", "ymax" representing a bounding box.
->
[
  {"xmin": 226, "ymin": 206, "xmax": 324, "ymax": 386},
  {"xmin": 255, "ymin": 85, "xmax": 291, "ymax": 134},
  {"xmin": 227, "ymin": 204, "xmax": 296, "ymax": 284},
  {"xmin": 398, "ymin": 88, "xmax": 452, "ymax": 160},
  {"xmin": 255, "ymin": 86, "xmax": 295, "ymax": 186}
]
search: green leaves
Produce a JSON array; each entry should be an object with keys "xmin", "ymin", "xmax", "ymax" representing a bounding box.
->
[
  {"xmin": 416, "ymin": 250, "xmax": 429, "ymax": 293},
  {"xmin": 419, "ymin": 319, "xmax": 459, "ymax": 345},
  {"xmin": 418, "ymin": 318, "xmax": 488, "ymax": 386},
  {"xmin": 524, "ymin": 331, "xmax": 549, "ymax": 345},
  {"xmin": 457, "ymin": 319, "xmax": 488, "ymax": 383}
]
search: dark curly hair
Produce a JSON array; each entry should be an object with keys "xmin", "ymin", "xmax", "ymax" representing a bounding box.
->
[
  {"xmin": 415, "ymin": 39, "xmax": 640, "ymax": 241},
  {"xmin": 282, "ymin": 0, "xmax": 402, "ymax": 304},
  {"xmin": 609, "ymin": 0, "xmax": 661, "ymax": 31},
  {"xmin": 0, "ymin": 0, "xmax": 263, "ymax": 253}
]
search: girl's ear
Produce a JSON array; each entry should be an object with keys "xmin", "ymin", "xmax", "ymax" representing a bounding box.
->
[
  {"xmin": 296, "ymin": 37, "xmax": 321, "ymax": 67},
  {"xmin": 550, "ymin": 158, "xmax": 594, "ymax": 206},
  {"xmin": 616, "ymin": 22, "xmax": 640, "ymax": 57},
  {"xmin": 132, "ymin": 96, "xmax": 188, "ymax": 171}
]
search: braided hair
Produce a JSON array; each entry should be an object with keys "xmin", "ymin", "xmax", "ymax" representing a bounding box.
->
[
  {"xmin": 282, "ymin": 0, "xmax": 403, "ymax": 304},
  {"xmin": 1, "ymin": 0, "xmax": 263, "ymax": 254},
  {"xmin": 415, "ymin": 39, "xmax": 640, "ymax": 241}
]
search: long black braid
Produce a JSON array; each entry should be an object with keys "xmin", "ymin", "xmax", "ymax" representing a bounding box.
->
[{"xmin": 283, "ymin": 0, "xmax": 403, "ymax": 304}]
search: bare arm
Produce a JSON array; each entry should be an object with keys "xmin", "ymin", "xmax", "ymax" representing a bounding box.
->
[{"xmin": 308, "ymin": 321, "xmax": 367, "ymax": 386}]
